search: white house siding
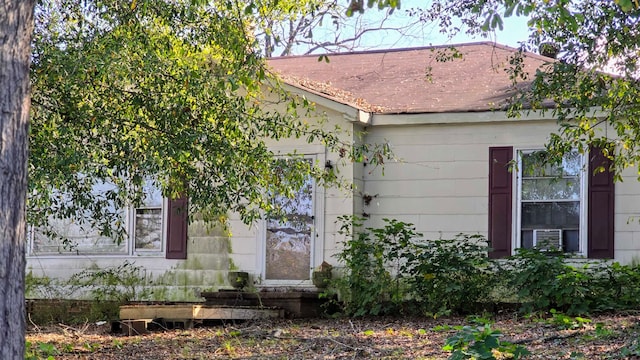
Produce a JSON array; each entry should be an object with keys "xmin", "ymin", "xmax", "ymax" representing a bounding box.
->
[
  {"xmin": 26, "ymin": 219, "xmax": 231, "ymax": 301},
  {"xmin": 613, "ymin": 165, "xmax": 640, "ymax": 263},
  {"xmin": 325, "ymin": 123, "xmax": 367, "ymax": 263},
  {"xmin": 363, "ymin": 115, "xmax": 640, "ymax": 264}
]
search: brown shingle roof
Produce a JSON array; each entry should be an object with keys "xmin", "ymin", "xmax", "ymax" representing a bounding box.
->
[{"xmin": 267, "ymin": 42, "xmax": 553, "ymax": 114}]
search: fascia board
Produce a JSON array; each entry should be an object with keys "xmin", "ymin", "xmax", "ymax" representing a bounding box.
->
[
  {"xmin": 370, "ymin": 108, "xmax": 608, "ymax": 126},
  {"xmin": 279, "ymin": 83, "xmax": 369, "ymax": 124}
]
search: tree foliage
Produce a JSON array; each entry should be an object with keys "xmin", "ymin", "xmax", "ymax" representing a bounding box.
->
[
  {"xmin": 254, "ymin": 0, "xmax": 417, "ymax": 57},
  {"xmin": 30, "ymin": 0, "xmax": 392, "ymax": 241},
  {"xmin": 368, "ymin": 0, "xmax": 640, "ymax": 178}
]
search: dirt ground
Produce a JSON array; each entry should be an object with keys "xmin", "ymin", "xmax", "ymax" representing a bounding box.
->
[{"xmin": 26, "ymin": 312, "xmax": 640, "ymax": 359}]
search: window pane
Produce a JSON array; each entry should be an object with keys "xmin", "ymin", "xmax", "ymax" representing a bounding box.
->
[
  {"xmin": 564, "ymin": 230, "xmax": 580, "ymax": 252},
  {"xmin": 521, "ymin": 178, "xmax": 580, "ymax": 200},
  {"xmin": 142, "ymin": 181, "xmax": 163, "ymax": 207},
  {"xmin": 135, "ymin": 208, "xmax": 162, "ymax": 251},
  {"xmin": 32, "ymin": 215, "xmax": 127, "ymax": 255},
  {"xmin": 522, "ymin": 152, "xmax": 559, "ymax": 177},
  {"xmin": 522, "ymin": 150, "xmax": 581, "ymax": 177},
  {"xmin": 266, "ymin": 159, "xmax": 313, "ymax": 281},
  {"xmin": 561, "ymin": 151, "xmax": 582, "ymax": 176},
  {"xmin": 521, "ymin": 230, "xmax": 533, "ymax": 249},
  {"xmin": 521, "ymin": 202, "xmax": 580, "ymax": 229}
]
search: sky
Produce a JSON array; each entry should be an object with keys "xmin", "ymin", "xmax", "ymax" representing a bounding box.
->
[
  {"xmin": 378, "ymin": 10, "xmax": 532, "ymax": 48},
  {"xmin": 289, "ymin": 0, "xmax": 533, "ymax": 55}
]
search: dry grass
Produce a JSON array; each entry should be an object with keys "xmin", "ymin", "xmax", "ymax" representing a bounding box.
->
[{"xmin": 26, "ymin": 312, "xmax": 640, "ymax": 359}]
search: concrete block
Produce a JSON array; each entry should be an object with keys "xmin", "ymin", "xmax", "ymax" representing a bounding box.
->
[{"xmin": 122, "ymin": 320, "xmax": 147, "ymax": 336}]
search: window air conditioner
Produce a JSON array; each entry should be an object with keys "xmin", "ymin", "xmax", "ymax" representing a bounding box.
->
[{"xmin": 532, "ymin": 229, "xmax": 563, "ymax": 251}]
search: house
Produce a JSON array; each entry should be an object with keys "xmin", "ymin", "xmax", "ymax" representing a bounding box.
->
[{"xmin": 25, "ymin": 42, "xmax": 640, "ymax": 302}]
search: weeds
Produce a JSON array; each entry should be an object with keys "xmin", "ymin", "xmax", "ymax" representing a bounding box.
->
[
  {"xmin": 443, "ymin": 324, "xmax": 530, "ymax": 360},
  {"xmin": 331, "ymin": 216, "xmax": 414, "ymax": 316},
  {"xmin": 331, "ymin": 217, "xmax": 499, "ymax": 316},
  {"xmin": 331, "ymin": 216, "xmax": 640, "ymax": 317},
  {"xmin": 25, "ymin": 341, "xmax": 59, "ymax": 360},
  {"xmin": 403, "ymin": 234, "xmax": 497, "ymax": 315},
  {"xmin": 67, "ymin": 260, "xmax": 152, "ymax": 303},
  {"xmin": 27, "ymin": 261, "xmax": 153, "ymax": 323},
  {"xmin": 545, "ymin": 309, "xmax": 592, "ymax": 330}
]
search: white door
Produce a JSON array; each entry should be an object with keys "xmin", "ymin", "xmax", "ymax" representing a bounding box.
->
[{"xmin": 264, "ymin": 164, "xmax": 314, "ymax": 281}]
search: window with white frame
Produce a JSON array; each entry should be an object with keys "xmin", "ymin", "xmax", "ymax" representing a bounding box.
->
[
  {"xmin": 132, "ymin": 182, "xmax": 164, "ymax": 253},
  {"xmin": 29, "ymin": 180, "xmax": 166, "ymax": 256},
  {"xmin": 517, "ymin": 149, "xmax": 584, "ymax": 252}
]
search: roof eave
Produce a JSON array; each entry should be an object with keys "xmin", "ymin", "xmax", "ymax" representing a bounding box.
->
[
  {"xmin": 281, "ymin": 82, "xmax": 372, "ymax": 124},
  {"xmin": 370, "ymin": 106, "xmax": 608, "ymax": 126}
]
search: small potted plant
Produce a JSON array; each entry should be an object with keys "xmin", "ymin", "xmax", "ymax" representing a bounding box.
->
[
  {"xmin": 312, "ymin": 261, "xmax": 333, "ymax": 288},
  {"xmin": 227, "ymin": 271, "xmax": 249, "ymax": 290}
]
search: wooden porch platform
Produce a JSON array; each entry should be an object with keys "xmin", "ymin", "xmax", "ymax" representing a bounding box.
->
[
  {"xmin": 120, "ymin": 303, "xmax": 284, "ymax": 320},
  {"xmin": 201, "ymin": 290, "xmax": 329, "ymax": 318},
  {"xmin": 118, "ymin": 303, "xmax": 284, "ymax": 335}
]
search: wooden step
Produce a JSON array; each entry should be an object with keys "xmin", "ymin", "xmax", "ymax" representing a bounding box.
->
[
  {"xmin": 118, "ymin": 304, "xmax": 284, "ymax": 334},
  {"xmin": 120, "ymin": 304, "xmax": 284, "ymax": 321}
]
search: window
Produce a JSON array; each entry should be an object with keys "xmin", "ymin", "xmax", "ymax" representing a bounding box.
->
[
  {"xmin": 29, "ymin": 180, "xmax": 188, "ymax": 259},
  {"xmin": 517, "ymin": 150, "xmax": 584, "ymax": 253},
  {"xmin": 488, "ymin": 146, "xmax": 614, "ymax": 259},
  {"xmin": 29, "ymin": 181, "xmax": 127, "ymax": 255},
  {"xmin": 133, "ymin": 183, "xmax": 164, "ymax": 253}
]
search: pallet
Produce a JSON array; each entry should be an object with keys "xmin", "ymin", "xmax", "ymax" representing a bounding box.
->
[{"xmin": 118, "ymin": 304, "xmax": 284, "ymax": 335}]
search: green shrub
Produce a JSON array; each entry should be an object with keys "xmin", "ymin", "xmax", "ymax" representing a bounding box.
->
[
  {"xmin": 601, "ymin": 262, "xmax": 640, "ymax": 309},
  {"xmin": 402, "ymin": 234, "xmax": 498, "ymax": 315},
  {"xmin": 505, "ymin": 248, "xmax": 570, "ymax": 313},
  {"xmin": 545, "ymin": 309, "xmax": 591, "ymax": 330},
  {"xmin": 332, "ymin": 217, "xmax": 497, "ymax": 316},
  {"xmin": 331, "ymin": 216, "xmax": 416, "ymax": 316},
  {"xmin": 25, "ymin": 341, "xmax": 59, "ymax": 360},
  {"xmin": 332, "ymin": 216, "xmax": 640, "ymax": 317},
  {"xmin": 505, "ymin": 249, "xmax": 629, "ymax": 314}
]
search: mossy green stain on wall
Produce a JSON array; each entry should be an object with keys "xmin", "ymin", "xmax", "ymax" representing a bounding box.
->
[
  {"xmin": 180, "ymin": 256, "xmax": 204, "ymax": 271},
  {"xmin": 216, "ymin": 271, "xmax": 225, "ymax": 284},
  {"xmin": 26, "ymin": 222, "xmax": 235, "ymax": 303},
  {"xmin": 228, "ymin": 258, "xmax": 238, "ymax": 271}
]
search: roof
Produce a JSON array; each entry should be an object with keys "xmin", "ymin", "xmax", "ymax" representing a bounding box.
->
[{"xmin": 267, "ymin": 42, "xmax": 554, "ymax": 114}]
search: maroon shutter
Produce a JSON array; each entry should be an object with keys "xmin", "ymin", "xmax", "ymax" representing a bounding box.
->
[
  {"xmin": 488, "ymin": 147, "xmax": 513, "ymax": 258},
  {"xmin": 166, "ymin": 195, "xmax": 188, "ymax": 259},
  {"xmin": 588, "ymin": 146, "xmax": 614, "ymax": 259}
]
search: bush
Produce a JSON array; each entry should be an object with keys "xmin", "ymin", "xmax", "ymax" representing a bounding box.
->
[
  {"xmin": 601, "ymin": 262, "xmax": 640, "ymax": 310},
  {"xmin": 332, "ymin": 216, "xmax": 640, "ymax": 317},
  {"xmin": 332, "ymin": 217, "xmax": 497, "ymax": 316},
  {"xmin": 505, "ymin": 249, "xmax": 640, "ymax": 315},
  {"xmin": 402, "ymin": 234, "xmax": 498, "ymax": 315},
  {"xmin": 506, "ymin": 249, "xmax": 575, "ymax": 313},
  {"xmin": 332, "ymin": 216, "xmax": 415, "ymax": 316}
]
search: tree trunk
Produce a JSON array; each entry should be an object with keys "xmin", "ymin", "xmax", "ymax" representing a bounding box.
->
[{"xmin": 0, "ymin": 0, "xmax": 34, "ymax": 357}]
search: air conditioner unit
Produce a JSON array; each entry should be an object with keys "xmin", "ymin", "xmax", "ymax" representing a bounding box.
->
[{"xmin": 533, "ymin": 229, "xmax": 563, "ymax": 251}]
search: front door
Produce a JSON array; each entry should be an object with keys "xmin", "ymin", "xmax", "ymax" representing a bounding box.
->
[{"xmin": 264, "ymin": 167, "xmax": 314, "ymax": 281}]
